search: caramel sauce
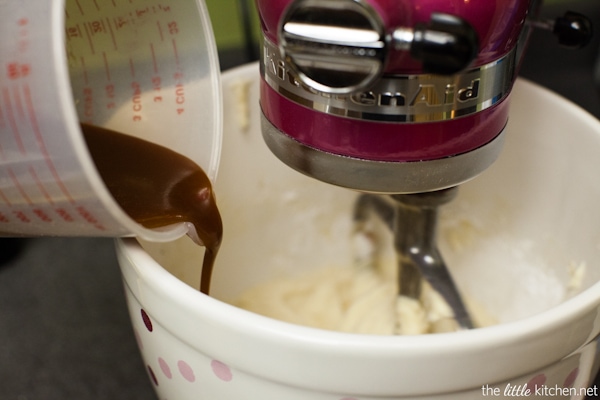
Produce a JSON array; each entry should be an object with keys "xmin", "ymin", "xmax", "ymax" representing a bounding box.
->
[{"xmin": 82, "ymin": 123, "xmax": 222, "ymax": 295}]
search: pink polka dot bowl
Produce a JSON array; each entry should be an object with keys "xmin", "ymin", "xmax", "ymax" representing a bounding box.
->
[{"xmin": 116, "ymin": 63, "xmax": 600, "ymax": 399}]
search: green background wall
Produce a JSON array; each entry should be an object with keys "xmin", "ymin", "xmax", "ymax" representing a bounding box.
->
[{"xmin": 205, "ymin": 0, "xmax": 261, "ymax": 53}]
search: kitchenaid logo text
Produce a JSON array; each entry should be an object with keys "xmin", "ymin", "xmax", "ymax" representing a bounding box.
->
[
  {"xmin": 261, "ymin": 39, "xmax": 515, "ymax": 122},
  {"xmin": 263, "ymin": 49, "xmax": 480, "ymax": 106},
  {"xmin": 350, "ymin": 79, "xmax": 480, "ymax": 107},
  {"xmin": 481, "ymin": 383, "xmax": 598, "ymax": 397}
]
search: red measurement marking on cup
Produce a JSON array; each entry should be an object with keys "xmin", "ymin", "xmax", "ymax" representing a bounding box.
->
[
  {"xmin": 92, "ymin": 0, "xmax": 100, "ymax": 11},
  {"xmin": 13, "ymin": 210, "xmax": 31, "ymax": 223},
  {"xmin": 0, "ymin": 103, "xmax": 6, "ymax": 158},
  {"xmin": 22, "ymin": 84, "xmax": 74, "ymax": 204},
  {"xmin": 83, "ymin": 23, "xmax": 96, "ymax": 55},
  {"xmin": 152, "ymin": 75, "xmax": 162, "ymax": 103},
  {"xmin": 82, "ymin": 87, "xmax": 94, "ymax": 122},
  {"xmin": 112, "ymin": 16, "xmax": 130, "ymax": 31},
  {"xmin": 76, "ymin": 205, "xmax": 106, "ymax": 231},
  {"xmin": 167, "ymin": 21, "xmax": 179, "ymax": 36},
  {"xmin": 132, "ymin": 81, "xmax": 143, "ymax": 121},
  {"xmin": 105, "ymin": 83, "xmax": 116, "ymax": 110},
  {"xmin": 11, "ymin": 86, "xmax": 25, "ymax": 122},
  {"xmin": 127, "ymin": 11, "xmax": 135, "ymax": 24},
  {"xmin": 80, "ymin": 57, "xmax": 90, "ymax": 86},
  {"xmin": 0, "ymin": 188, "xmax": 12, "ymax": 207},
  {"xmin": 1, "ymin": 87, "xmax": 26, "ymax": 155},
  {"xmin": 33, "ymin": 208, "xmax": 52, "ymax": 223},
  {"xmin": 129, "ymin": 58, "xmax": 136, "ymax": 78},
  {"xmin": 102, "ymin": 52, "xmax": 111, "ymax": 81},
  {"xmin": 29, "ymin": 166, "xmax": 54, "ymax": 205},
  {"xmin": 172, "ymin": 39, "xmax": 180, "ymax": 67},
  {"xmin": 0, "ymin": 211, "xmax": 9, "ymax": 223},
  {"xmin": 75, "ymin": 0, "xmax": 85, "ymax": 16},
  {"xmin": 135, "ymin": 6, "xmax": 150, "ymax": 18},
  {"xmin": 8, "ymin": 168, "xmax": 33, "ymax": 205},
  {"xmin": 6, "ymin": 62, "xmax": 31, "ymax": 81},
  {"xmin": 172, "ymin": 69, "xmax": 186, "ymax": 115},
  {"xmin": 172, "ymin": 38, "xmax": 186, "ymax": 116},
  {"xmin": 105, "ymin": 18, "xmax": 118, "ymax": 50},
  {"xmin": 111, "ymin": 0, "xmax": 117, "ymax": 7},
  {"xmin": 157, "ymin": 21, "xmax": 165, "ymax": 42},
  {"xmin": 175, "ymin": 82, "xmax": 185, "ymax": 114},
  {"xmin": 55, "ymin": 208, "xmax": 75, "ymax": 223},
  {"xmin": 66, "ymin": 24, "xmax": 83, "ymax": 41},
  {"xmin": 86, "ymin": 19, "xmax": 108, "ymax": 41},
  {"xmin": 150, "ymin": 44, "xmax": 158, "ymax": 74},
  {"xmin": 15, "ymin": 19, "xmax": 30, "ymax": 54}
]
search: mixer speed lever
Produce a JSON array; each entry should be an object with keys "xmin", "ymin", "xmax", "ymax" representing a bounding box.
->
[{"xmin": 394, "ymin": 13, "xmax": 479, "ymax": 75}]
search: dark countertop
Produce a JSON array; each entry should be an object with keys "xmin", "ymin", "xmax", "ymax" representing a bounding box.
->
[
  {"xmin": 1, "ymin": 2, "xmax": 599, "ymax": 398},
  {"xmin": 0, "ymin": 238, "xmax": 156, "ymax": 399}
]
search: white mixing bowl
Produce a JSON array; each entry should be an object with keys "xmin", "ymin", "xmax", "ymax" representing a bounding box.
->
[{"xmin": 116, "ymin": 63, "xmax": 600, "ymax": 399}]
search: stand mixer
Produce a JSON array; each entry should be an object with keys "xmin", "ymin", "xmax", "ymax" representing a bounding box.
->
[{"xmin": 256, "ymin": 0, "xmax": 592, "ymax": 329}]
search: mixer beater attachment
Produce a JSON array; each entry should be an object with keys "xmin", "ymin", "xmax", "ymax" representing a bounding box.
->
[{"xmin": 354, "ymin": 189, "xmax": 473, "ymax": 330}]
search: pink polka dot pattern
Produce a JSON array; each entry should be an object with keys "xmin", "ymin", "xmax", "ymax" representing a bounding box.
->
[
  {"xmin": 159, "ymin": 357, "xmax": 173, "ymax": 379},
  {"xmin": 178, "ymin": 360, "xmax": 196, "ymax": 383},
  {"xmin": 526, "ymin": 373, "xmax": 547, "ymax": 392},
  {"xmin": 564, "ymin": 368, "xmax": 579, "ymax": 388},
  {"xmin": 141, "ymin": 309, "xmax": 153, "ymax": 332},
  {"xmin": 211, "ymin": 360, "xmax": 233, "ymax": 382}
]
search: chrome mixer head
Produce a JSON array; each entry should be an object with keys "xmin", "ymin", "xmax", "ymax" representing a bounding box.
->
[
  {"xmin": 258, "ymin": 0, "xmax": 539, "ymax": 194},
  {"xmin": 258, "ymin": 0, "xmax": 592, "ymax": 194}
]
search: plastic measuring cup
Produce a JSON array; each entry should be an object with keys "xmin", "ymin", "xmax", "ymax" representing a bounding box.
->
[{"xmin": 0, "ymin": 0, "xmax": 222, "ymax": 241}]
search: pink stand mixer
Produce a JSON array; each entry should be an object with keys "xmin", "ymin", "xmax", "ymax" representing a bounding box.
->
[{"xmin": 256, "ymin": 0, "xmax": 592, "ymax": 329}]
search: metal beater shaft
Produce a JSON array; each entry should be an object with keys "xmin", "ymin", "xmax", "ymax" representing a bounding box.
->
[{"xmin": 354, "ymin": 188, "xmax": 474, "ymax": 330}]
